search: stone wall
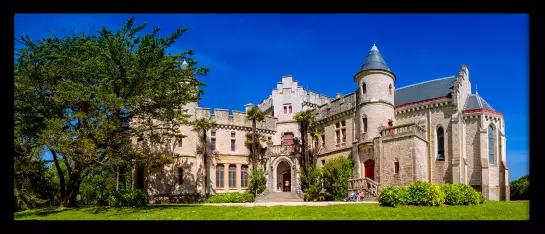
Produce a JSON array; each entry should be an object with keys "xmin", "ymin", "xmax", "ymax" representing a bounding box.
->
[
  {"xmin": 381, "ymin": 137, "xmax": 416, "ymax": 187},
  {"xmin": 464, "ymin": 117, "xmax": 481, "ymax": 186}
]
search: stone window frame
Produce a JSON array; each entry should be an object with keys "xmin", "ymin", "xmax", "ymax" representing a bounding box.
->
[
  {"xmin": 389, "ymin": 84, "xmax": 393, "ymax": 96},
  {"xmin": 215, "ymin": 164, "xmax": 224, "ymax": 189},
  {"xmin": 335, "ymin": 120, "xmax": 347, "ymax": 148},
  {"xmin": 488, "ymin": 123, "xmax": 496, "ymax": 165},
  {"xmin": 393, "ymin": 157, "xmax": 400, "ymax": 176},
  {"xmin": 177, "ymin": 167, "xmax": 184, "ymax": 185},
  {"xmin": 361, "ymin": 82, "xmax": 367, "ymax": 96},
  {"xmin": 435, "ymin": 124, "xmax": 445, "ymax": 161},
  {"xmin": 362, "ymin": 115, "xmax": 368, "ymax": 133},
  {"xmin": 321, "ymin": 135, "xmax": 325, "ymax": 148},
  {"xmin": 241, "ymin": 165, "xmax": 249, "ymax": 188},
  {"xmin": 228, "ymin": 164, "xmax": 237, "ymax": 188},
  {"xmin": 230, "ymin": 131, "xmax": 236, "ymax": 152}
]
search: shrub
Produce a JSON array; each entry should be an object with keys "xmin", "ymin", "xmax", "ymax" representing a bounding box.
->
[
  {"xmin": 206, "ymin": 191, "xmax": 255, "ymax": 203},
  {"xmin": 407, "ymin": 181, "xmax": 445, "ymax": 206},
  {"xmin": 378, "ymin": 186, "xmax": 411, "ymax": 207},
  {"xmin": 442, "ymin": 184, "xmax": 485, "ymax": 205},
  {"xmin": 107, "ymin": 189, "xmax": 147, "ymax": 207},
  {"xmin": 300, "ymin": 166, "xmax": 323, "ymax": 201},
  {"xmin": 510, "ymin": 174, "xmax": 529, "ymax": 200},
  {"xmin": 322, "ymin": 155, "xmax": 354, "ymax": 201},
  {"xmin": 248, "ymin": 169, "xmax": 267, "ymax": 195}
]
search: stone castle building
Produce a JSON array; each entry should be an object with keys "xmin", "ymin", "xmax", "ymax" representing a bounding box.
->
[{"xmin": 133, "ymin": 44, "xmax": 510, "ymax": 203}]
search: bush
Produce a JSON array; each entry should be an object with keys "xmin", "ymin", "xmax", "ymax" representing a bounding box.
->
[
  {"xmin": 248, "ymin": 169, "xmax": 267, "ymax": 195},
  {"xmin": 378, "ymin": 186, "xmax": 411, "ymax": 207},
  {"xmin": 206, "ymin": 191, "xmax": 255, "ymax": 203},
  {"xmin": 300, "ymin": 166, "xmax": 323, "ymax": 201},
  {"xmin": 442, "ymin": 184, "xmax": 484, "ymax": 205},
  {"xmin": 322, "ymin": 155, "xmax": 355, "ymax": 201},
  {"xmin": 510, "ymin": 174, "xmax": 529, "ymax": 200},
  {"xmin": 407, "ymin": 181, "xmax": 445, "ymax": 206},
  {"xmin": 107, "ymin": 189, "xmax": 147, "ymax": 207}
]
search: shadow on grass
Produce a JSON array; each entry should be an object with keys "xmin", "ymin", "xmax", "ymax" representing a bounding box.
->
[
  {"xmin": 75, "ymin": 204, "xmax": 206, "ymax": 216},
  {"xmin": 14, "ymin": 207, "xmax": 69, "ymax": 219}
]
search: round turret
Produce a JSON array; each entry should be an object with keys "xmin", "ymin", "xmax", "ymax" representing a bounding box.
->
[{"xmin": 354, "ymin": 44, "xmax": 396, "ymax": 141}]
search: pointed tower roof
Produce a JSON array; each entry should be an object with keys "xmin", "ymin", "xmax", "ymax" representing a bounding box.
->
[
  {"xmin": 359, "ymin": 43, "xmax": 391, "ymax": 72},
  {"xmin": 181, "ymin": 59, "xmax": 189, "ymax": 69}
]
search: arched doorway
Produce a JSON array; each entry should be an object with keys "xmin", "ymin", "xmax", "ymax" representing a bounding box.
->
[
  {"xmin": 276, "ymin": 161, "xmax": 291, "ymax": 192},
  {"xmin": 364, "ymin": 160, "xmax": 375, "ymax": 181}
]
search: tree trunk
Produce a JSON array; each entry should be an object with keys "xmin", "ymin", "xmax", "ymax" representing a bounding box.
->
[
  {"xmin": 50, "ymin": 150, "xmax": 67, "ymax": 207},
  {"xmin": 116, "ymin": 165, "xmax": 120, "ymax": 191},
  {"xmin": 203, "ymin": 132, "xmax": 209, "ymax": 197},
  {"xmin": 252, "ymin": 120, "xmax": 257, "ymax": 173}
]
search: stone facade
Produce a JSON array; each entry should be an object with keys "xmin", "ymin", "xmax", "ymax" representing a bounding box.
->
[{"xmin": 134, "ymin": 44, "xmax": 509, "ymax": 202}]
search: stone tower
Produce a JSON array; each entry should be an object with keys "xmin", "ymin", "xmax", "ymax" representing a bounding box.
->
[{"xmin": 354, "ymin": 44, "xmax": 397, "ymax": 142}]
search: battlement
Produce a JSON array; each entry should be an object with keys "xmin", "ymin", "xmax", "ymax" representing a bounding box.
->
[
  {"xmin": 196, "ymin": 107, "xmax": 277, "ymax": 131},
  {"xmin": 315, "ymin": 92, "xmax": 356, "ymax": 122}
]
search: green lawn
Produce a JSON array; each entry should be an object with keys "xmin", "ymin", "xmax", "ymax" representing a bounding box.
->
[{"xmin": 14, "ymin": 201, "xmax": 528, "ymax": 220}]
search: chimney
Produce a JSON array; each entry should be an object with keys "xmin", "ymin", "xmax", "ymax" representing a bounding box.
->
[
  {"xmin": 245, "ymin": 103, "xmax": 254, "ymax": 112},
  {"xmin": 336, "ymin": 93, "xmax": 342, "ymax": 99}
]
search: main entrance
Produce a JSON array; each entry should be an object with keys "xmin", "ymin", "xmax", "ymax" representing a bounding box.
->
[
  {"xmin": 364, "ymin": 159, "xmax": 375, "ymax": 181},
  {"xmin": 276, "ymin": 160, "xmax": 291, "ymax": 192}
]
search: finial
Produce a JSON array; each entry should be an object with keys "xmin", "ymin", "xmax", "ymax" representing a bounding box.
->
[
  {"xmin": 371, "ymin": 43, "xmax": 378, "ymax": 51},
  {"xmin": 475, "ymin": 84, "xmax": 478, "ymax": 94}
]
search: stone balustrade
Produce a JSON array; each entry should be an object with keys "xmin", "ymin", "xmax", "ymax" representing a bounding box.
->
[
  {"xmin": 380, "ymin": 123, "xmax": 427, "ymax": 140},
  {"xmin": 266, "ymin": 144, "xmax": 300, "ymax": 156},
  {"xmin": 348, "ymin": 177, "xmax": 380, "ymax": 197}
]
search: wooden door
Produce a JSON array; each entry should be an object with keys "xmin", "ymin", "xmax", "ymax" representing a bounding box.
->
[
  {"xmin": 364, "ymin": 160, "xmax": 375, "ymax": 181},
  {"xmin": 282, "ymin": 173, "xmax": 291, "ymax": 192},
  {"xmin": 387, "ymin": 121, "xmax": 393, "ymax": 135}
]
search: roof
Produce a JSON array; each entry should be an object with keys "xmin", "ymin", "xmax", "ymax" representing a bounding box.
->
[
  {"xmin": 463, "ymin": 93, "xmax": 496, "ymax": 111},
  {"xmin": 359, "ymin": 44, "xmax": 391, "ymax": 72},
  {"xmin": 394, "ymin": 76, "xmax": 456, "ymax": 106}
]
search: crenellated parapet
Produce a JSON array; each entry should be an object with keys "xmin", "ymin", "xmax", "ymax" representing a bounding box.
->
[
  {"xmin": 315, "ymin": 92, "xmax": 356, "ymax": 123},
  {"xmin": 196, "ymin": 107, "xmax": 277, "ymax": 134}
]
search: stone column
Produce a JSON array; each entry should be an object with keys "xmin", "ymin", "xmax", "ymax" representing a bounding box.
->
[
  {"xmin": 451, "ymin": 113, "xmax": 461, "ymax": 184},
  {"xmin": 479, "ymin": 115, "xmax": 490, "ymax": 199},
  {"xmin": 223, "ymin": 163, "xmax": 229, "ymax": 192},
  {"xmin": 236, "ymin": 164, "xmax": 241, "ymax": 192}
]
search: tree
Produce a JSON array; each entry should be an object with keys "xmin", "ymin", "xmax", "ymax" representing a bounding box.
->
[
  {"xmin": 510, "ymin": 174, "xmax": 529, "ymax": 200},
  {"xmin": 309, "ymin": 125, "xmax": 325, "ymax": 167},
  {"xmin": 191, "ymin": 118, "xmax": 216, "ymax": 197},
  {"xmin": 293, "ymin": 110, "xmax": 317, "ymax": 190},
  {"xmin": 245, "ymin": 106, "xmax": 266, "ymax": 173},
  {"xmin": 14, "ymin": 16, "xmax": 208, "ymax": 207}
]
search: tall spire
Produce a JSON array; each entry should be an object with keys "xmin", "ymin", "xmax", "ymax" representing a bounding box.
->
[
  {"xmin": 181, "ymin": 59, "xmax": 188, "ymax": 69},
  {"xmin": 359, "ymin": 43, "xmax": 390, "ymax": 72}
]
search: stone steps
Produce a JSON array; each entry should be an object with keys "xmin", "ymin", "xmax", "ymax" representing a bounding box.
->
[{"xmin": 255, "ymin": 192, "xmax": 303, "ymax": 203}]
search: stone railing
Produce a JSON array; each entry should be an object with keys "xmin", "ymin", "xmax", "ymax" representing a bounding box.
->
[
  {"xmin": 266, "ymin": 144, "xmax": 300, "ymax": 156},
  {"xmin": 380, "ymin": 123, "xmax": 426, "ymax": 140},
  {"xmin": 348, "ymin": 177, "xmax": 380, "ymax": 197}
]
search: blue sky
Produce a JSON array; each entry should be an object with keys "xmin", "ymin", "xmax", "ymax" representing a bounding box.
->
[{"xmin": 15, "ymin": 14, "xmax": 529, "ymax": 181}]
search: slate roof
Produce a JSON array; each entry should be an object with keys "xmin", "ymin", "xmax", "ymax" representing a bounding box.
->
[
  {"xmin": 359, "ymin": 44, "xmax": 391, "ymax": 72},
  {"xmin": 463, "ymin": 93, "xmax": 496, "ymax": 111},
  {"xmin": 394, "ymin": 76, "xmax": 456, "ymax": 106}
]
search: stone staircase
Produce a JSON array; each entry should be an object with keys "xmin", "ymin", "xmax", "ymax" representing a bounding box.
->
[{"xmin": 255, "ymin": 192, "xmax": 303, "ymax": 203}]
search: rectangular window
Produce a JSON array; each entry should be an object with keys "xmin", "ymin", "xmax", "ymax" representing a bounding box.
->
[
  {"xmin": 321, "ymin": 135, "xmax": 325, "ymax": 148},
  {"xmin": 362, "ymin": 118, "xmax": 367, "ymax": 133},
  {"xmin": 178, "ymin": 168, "xmax": 184, "ymax": 185},
  {"xmin": 211, "ymin": 131, "xmax": 216, "ymax": 137},
  {"xmin": 341, "ymin": 120, "xmax": 346, "ymax": 127},
  {"xmin": 216, "ymin": 165, "xmax": 224, "ymax": 188},
  {"xmin": 394, "ymin": 162, "xmax": 399, "ymax": 174},
  {"xmin": 289, "ymin": 105, "xmax": 292, "ymax": 113},
  {"xmin": 228, "ymin": 165, "xmax": 237, "ymax": 188},
  {"xmin": 341, "ymin": 129, "xmax": 346, "ymax": 143},
  {"xmin": 211, "ymin": 138, "xmax": 216, "ymax": 151},
  {"xmin": 336, "ymin": 123, "xmax": 340, "ymax": 128},
  {"xmin": 335, "ymin": 130, "xmax": 340, "ymax": 145},
  {"xmin": 241, "ymin": 165, "xmax": 249, "ymax": 188},
  {"xmin": 284, "ymin": 106, "xmax": 287, "ymax": 114},
  {"xmin": 231, "ymin": 139, "xmax": 236, "ymax": 151},
  {"xmin": 231, "ymin": 131, "xmax": 236, "ymax": 138}
]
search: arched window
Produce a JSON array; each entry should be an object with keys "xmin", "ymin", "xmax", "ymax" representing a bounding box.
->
[
  {"xmin": 389, "ymin": 84, "xmax": 393, "ymax": 95},
  {"xmin": 362, "ymin": 83, "xmax": 366, "ymax": 95},
  {"xmin": 228, "ymin": 164, "xmax": 237, "ymax": 188},
  {"xmin": 488, "ymin": 125, "xmax": 495, "ymax": 164},
  {"xmin": 216, "ymin": 165, "xmax": 224, "ymax": 188},
  {"xmin": 178, "ymin": 168, "xmax": 183, "ymax": 185},
  {"xmin": 394, "ymin": 158, "xmax": 400, "ymax": 174},
  {"xmin": 437, "ymin": 126, "xmax": 445, "ymax": 160},
  {"xmin": 241, "ymin": 165, "xmax": 249, "ymax": 188}
]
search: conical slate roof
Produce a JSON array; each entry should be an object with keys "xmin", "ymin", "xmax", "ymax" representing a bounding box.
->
[{"xmin": 359, "ymin": 44, "xmax": 391, "ymax": 72}]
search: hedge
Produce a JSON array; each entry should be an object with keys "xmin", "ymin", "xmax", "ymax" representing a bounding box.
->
[{"xmin": 206, "ymin": 191, "xmax": 255, "ymax": 203}]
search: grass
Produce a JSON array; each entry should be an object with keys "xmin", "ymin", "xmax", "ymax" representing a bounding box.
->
[{"xmin": 14, "ymin": 201, "xmax": 528, "ymax": 220}]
